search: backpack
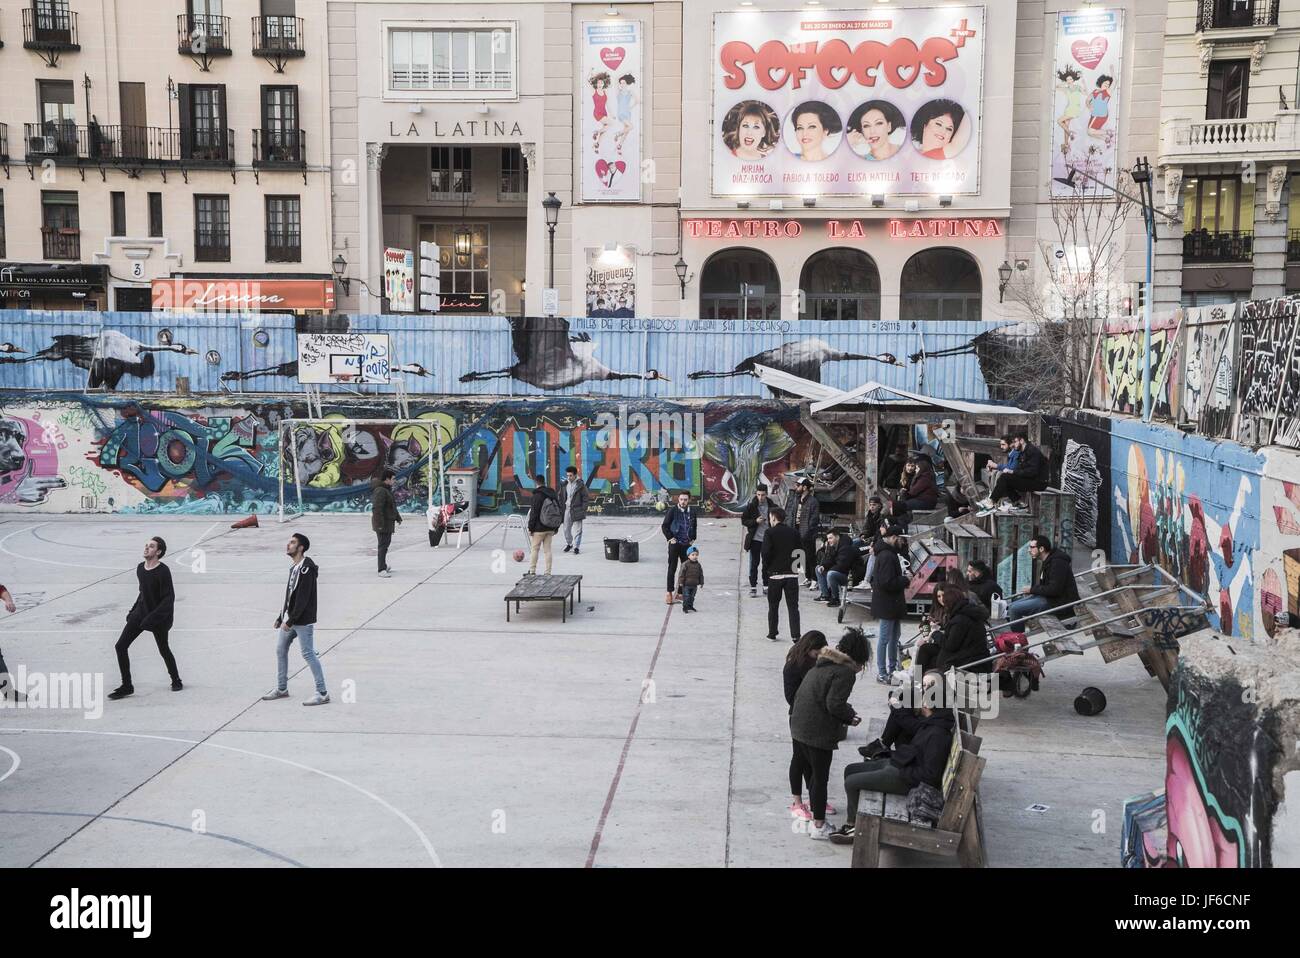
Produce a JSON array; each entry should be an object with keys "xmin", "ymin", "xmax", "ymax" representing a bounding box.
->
[{"xmin": 539, "ymin": 494, "xmax": 564, "ymax": 530}]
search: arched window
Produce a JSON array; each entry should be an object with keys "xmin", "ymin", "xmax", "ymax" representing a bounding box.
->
[
  {"xmin": 699, "ymin": 248, "xmax": 781, "ymax": 319},
  {"xmin": 799, "ymin": 248, "xmax": 881, "ymax": 321},
  {"xmin": 899, "ymin": 248, "xmax": 982, "ymax": 321}
]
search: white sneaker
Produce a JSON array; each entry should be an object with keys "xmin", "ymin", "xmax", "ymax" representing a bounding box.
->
[
  {"xmin": 378, "ymin": 569, "xmax": 392, "ymax": 578},
  {"xmin": 303, "ymin": 692, "xmax": 331, "ymax": 706},
  {"xmin": 261, "ymin": 688, "xmax": 289, "ymax": 701},
  {"xmin": 808, "ymin": 821, "xmax": 837, "ymax": 841},
  {"xmin": 807, "ymin": 582, "xmax": 820, "ymax": 592}
]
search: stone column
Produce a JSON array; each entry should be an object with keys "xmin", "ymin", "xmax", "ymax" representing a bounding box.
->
[
  {"xmin": 1252, "ymin": 164, "xmax": 1290, "ymax": 300},
  {"xmin": 362, "ymin": 142, "xmax": 388, "ymax": 314},
  {"xmin": 521, "ymin": 141, "xmax": 542, "ymax": 316}
]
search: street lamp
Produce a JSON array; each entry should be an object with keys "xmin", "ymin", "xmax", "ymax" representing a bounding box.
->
[
  {"xmin": 674, "ymin": 256, "xmax": 693, "ymax": 300},
  {"xmin": 542, "ymin": 191, "xmax": 562, "ymax": 288},
  {"xmin": 1130, "ymin": 156, "xmax": 1158, "ymax": 423},
  {"xmin": 332, "ymin": 254, "xmax": 350, "ymax": 296},
  {"xmin": 997, "ymin": 261, "xmax": 1013, "ymax": 303}
]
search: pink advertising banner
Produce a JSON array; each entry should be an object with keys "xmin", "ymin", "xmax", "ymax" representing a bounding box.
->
[
  {"xmin": 711, "ymin": 5, "xmax": 986, "ymax": 197},
  {"xmin": 1050, "ymin": 8, "xmax": 1123, "ymax": 197},
  {"xmin": 580, "ymin": 20, "xmax": 643, "ymax": 202}
]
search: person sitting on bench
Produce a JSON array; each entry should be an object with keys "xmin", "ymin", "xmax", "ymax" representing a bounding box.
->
[
  {"xmin": 988, "ymin": 432, "xmax": 1049, "ymax": 507},
  {"xmin": 1006, "ymin": 535, "xmax": 1081, "ymax": 626},
  {"xmin": 887, "ymin": 455, "xmax": 939, "ymax": 525},
  {"xmin": 814, "ymin": 529, "xmax": 857, "ymax": 607},
  {"xmin": 913, "ymin": 582, "xmax": 993, "ymax": 676},
  {"xmin": 828, "ymin": 672, "xmax": 955, "ymax": 845},
  {"xmin": 965, "ymin": 560, "xmax": 1003, "ymax": 613}
]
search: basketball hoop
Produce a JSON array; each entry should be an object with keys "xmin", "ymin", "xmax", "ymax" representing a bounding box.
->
[{"xmin": 331, "ymin": 373, "xmax": 358, "ymax": 385}]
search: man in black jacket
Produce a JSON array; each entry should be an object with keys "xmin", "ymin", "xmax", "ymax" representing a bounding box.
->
[
  {"xmin": 989, "ymin": 432, "xmax": 1050, "ymax": 506},
  {"xmin": 1007, "ymin": 535, "xmax": 1081, "ymax": 626},
  {"xmin": 740, "ymin": 484, "xmax": 771, "ymax": 597},
  {"xmin": 525, "ymin": 474, "xmax": 564, "ymax": 576},
  {"xmin": 371, "ymin": 469, "xmax": 402, "ymax": 578},
  {"xmin": 108, "ymin": 536, "xmax": 181, "ymax": 700},
  {"xmin": 661, "ymin": 491, "xmax": 697, "ymax": 604},
  {"xmin": 262, "ymin": 532, "xmax": 329, "ymax": 706},
  {"xmin": 814, "ymin": 529, "xmax": 857, "ymax": 607},
  {"xmin": 761, "ymin": 506, "xmax": 803, "ymax": 642},
  {"xmin": 784, "ymin": 478, "xmax": 821, "ymax": 588},
  {"xmin": 869, "ymin": 526, "xmax": 909, "ymax": 683},
  {"xmin": 965, "ymin": 560, "xmax": 1003, "ymax": 613}
]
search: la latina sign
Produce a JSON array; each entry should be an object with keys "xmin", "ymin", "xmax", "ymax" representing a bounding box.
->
[
  {"xmin": 684, "ymin": 218, "xmax": 1004, "ymax": 240},
  {"xmin": 388, "ymin": 119, "xmax": 525, "ymax": 138}
]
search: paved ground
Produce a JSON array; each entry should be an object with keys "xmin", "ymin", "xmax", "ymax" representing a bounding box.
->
[{"xmin": 0, "ymin": 513, "xmax": 1168, "ymax": 867}]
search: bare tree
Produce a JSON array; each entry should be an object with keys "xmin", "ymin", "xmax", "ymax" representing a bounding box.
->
[{"xmin": 997, "ymin": 173, "xmax": 1133, "ymax": 408}]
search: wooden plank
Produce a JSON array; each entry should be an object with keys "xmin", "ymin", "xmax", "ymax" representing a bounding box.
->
[
  {"xmin": 878, "ymin": 819, "xmax": 962, "ymax": 855},
  {"xmin": 883, "ymin": 792, "xmax": 911, "ymax": 821},
  {"xmin": 957, "ymin": 808, "xmax": 986, "ymax": 868},
  {"xmin": 858, "ymin": 792, "xmax": 886, "ymax": 818},
  {"xmin": 850, "ymin": 812, "xmax": 882, "ymax": 868},
  {"xmin": 937, "ymin": 752, "xmax": 984, "ymax": 834},
  {"xmin": 801, "ymin": 412, "xmax": 868, "ymax": 492}
]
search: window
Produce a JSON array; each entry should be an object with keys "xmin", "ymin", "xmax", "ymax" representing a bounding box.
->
[
  {"xmin": 259, "ymin": 86, "xmax": 302, "ymax": 162},
  {"xmin": 431, "ymin": 223, "xmax": 489, "ymax": 296},
  {"xmin": 1183, "ymin": 176, "xmax": 1255, "ymax": 262},
  {"xmin": 41, "ymin": 191, "xmax": 80, "ymax": 261},
  {"xmin": 698, "ymin": 249, "xmax": 781, "ymax": 320},
  {"xmin": 388, "ymin": 26, "xmax": 515, "ymax": 95},
  {"xmin": 266, "ymin": 195, "xmax": 301, "ymax": 262},
  {"xmin": 431, "ymin": 147, "xmax": 472, "ymax": 197},
  {"xmin": 148, "ymin": 192, "xmax": 164, "ymax": 238},
  {"xmin": 194, "ymin": 194, "xmax": 230, "ymax": 262},
  {"xmin": 37, "ymin": 81, "xmax": 77, "ymax": 156},
  {"xmin": 1206, "ymin": 60, "xmax": 1250, "ymax": 120},
  {"xmin": 900, "ymin": 249, "xmax": 982, "ymax": 321},
  {"xmin": 500, "ymin": 146, "xmax": 527, "ymax": 199},
  {"xmin": 799, "ymin": 249, "xmax": 881, "ymax": 321},
  {"xmin": 181, "ymin": 85, "xmax": 229, "ymax": 160},
  {"xmin": 111, "ymin": 192, "xmax": 126, "ymax": 237}
]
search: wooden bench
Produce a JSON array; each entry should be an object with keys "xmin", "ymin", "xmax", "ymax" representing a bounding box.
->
[
  {"xmin": 850, "ymin": 706, "xmax": 987, "ymax": 868},
  {"xmin": 504, "ymin": 574, "xmax": 583, "ymax": 623}
]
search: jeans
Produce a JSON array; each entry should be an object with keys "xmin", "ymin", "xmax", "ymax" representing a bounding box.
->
[
  {"xmin": 767, "ymin": 577, "xmax": 801, "ymax": 641},
  {"xmin": 563, "ymin": 515, "xmax": 583, "ymax": 549},
  {"xmin": 115, "ymin": 620, "xmax": 180, "ymax": 687},
  {"xmin": 747, "ymin": 542, "xmax": 768, "ymax": 588},
  {"xmin": 794, "ymin": 740, "xmax": 835, "ymax": 822},
  {"xmin": 529, "ymin": 531, "xmax": 555, "ymax": 574},
  {"xmin": 680, "ymin": 585, "xmax": 697, "ymax": 610},
  {"xmin": 816, "ymin": 567, "xmax": 848, "ymax": 603},
  {"xmin": 376, "ymin": 530, "xmax": 392, "ymax": 573},
  {"xmin": 843, "ymin": 759, "xmax": 911, "ymax": 822},
  {"xmin": 1007, "ymin": 594, "xmax": 1051, "ymax": 627},
  {"xmin": 666, "ymin": 542, "xmax": 690, "ymax": 592},
  {"xmin": 876, "ymin": 618, "xmax": 901, "ymax": 677},
  {"xmin": 277, "ymin": 623, "xmax": 327, "ymax": 696}
]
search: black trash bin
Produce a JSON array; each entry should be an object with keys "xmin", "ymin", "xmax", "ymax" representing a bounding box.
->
[
  {"xmin": 619, "ymin": 539, "xmax": 640, "ymax": 562},
  {"xmin": 1074, "ymin": 686, "xmax": 1107, "ymax": 716},
  {"xmin": 604, "ymin": 537, "xmax": 622, "ymax": 561}
]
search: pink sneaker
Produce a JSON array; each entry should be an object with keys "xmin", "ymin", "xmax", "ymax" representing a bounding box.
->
[
  {"xmin": 824, "ymin": 801, "xmax": 838, "ymax": 816},
  {"xmin": 789, "ymin": 800, "xmax": 812, "ymax": 821}
]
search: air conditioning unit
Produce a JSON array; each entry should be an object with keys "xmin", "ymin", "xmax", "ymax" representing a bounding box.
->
[{"xmin": 29, "ymin": 135, "xmax": 58, "ymax": 155}]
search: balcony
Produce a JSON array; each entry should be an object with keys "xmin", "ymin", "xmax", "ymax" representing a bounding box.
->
[
  {"xmin": 1197, "ymin": 0, "xmax": 1278, "ymax": 31},
  {"xmin": 1288, "ymin": 228, "xmax": 1300, "ymax": 262},
  {"xmin": 266, "ymin": 234, "xmax": 302, "ymax": 263},
  {"xmin": 24, "ymin": 121, "xmax": 81, "ymax": 161},
  {"xmin": 41, "ymin": 227, "xmax": 81, "ymax": 261},
  {"xmin": 194, "ymin": 231, "xmax": 230, "ymax": 263},
  {"xmin": 252, "ymin": 128, "xmax": 305, "ymax": 167},
  {"xmin": 180, "ymin": 127, "xmax": 235, "ymax": 165},
  {"xmin": 23, "ymin": 6, "xmax": 80, "ymax": 65},
  {"xmin": 1160, "ymin": 112, "xmax": 1300, "ymax": 165},
  {"xmin": 178, "ymin": 13, "xmax": 232, "ymax": 69},
  {"xmin": 1184, "ymin": 229, "xmax": 1254, "ymax": 263},
  {"xmin": 252, "ymin": 16, "xmax": 305, "ymax": 71}
]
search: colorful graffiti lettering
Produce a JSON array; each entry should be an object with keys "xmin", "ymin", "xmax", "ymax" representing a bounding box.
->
[{"xmin": 1100, "ymin": 319, "xmax": 1180, "ymax": 417}]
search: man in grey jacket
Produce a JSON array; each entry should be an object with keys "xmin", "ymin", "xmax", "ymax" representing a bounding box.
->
[
  {"xmin": 371, "ymin": 469, "xmax": 402, "ymax": 578},
  {"xmin": 561, "ymin": 465, "xmax": 590, "ymax": 555},
  {"xmin": 785, "ymin": 477, "xmax": 821, "ymax": 589}
]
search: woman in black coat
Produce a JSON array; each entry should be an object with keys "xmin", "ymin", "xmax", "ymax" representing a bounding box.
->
[
  {"xmin": 915, "ymin": 582, "xmax": 992, "ymax": 675},
  {"xmin": 783, "ymin": 630, "xmax": 828, "ymax": 820},
  {"xmin": 789, "ymin": 627, "xmax": 872, "ymax": 840}
]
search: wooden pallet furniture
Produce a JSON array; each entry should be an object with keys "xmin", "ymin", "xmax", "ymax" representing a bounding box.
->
[{"xmin": 504, "ymin": 574, "xmax": 584, "ymax": 623}]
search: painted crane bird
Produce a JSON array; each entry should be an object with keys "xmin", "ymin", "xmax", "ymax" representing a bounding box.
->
[
  {"xmin": 0, "ymin": 330, "xmax": 197, "ymax": 389},
  {"xmin": 687, "ymin": 338, "xmax": 900, "ymax": 397},
  {"xmin": 459, "ymin": 317, "xmax": 670, "ymax": 390},
  {"xmin": 907, "ymin": 322, "xmax": 1046, "ymax": 406},
  {"xmin": 221, "ymin": 361, "xmax": 430, "ymax": 385}
]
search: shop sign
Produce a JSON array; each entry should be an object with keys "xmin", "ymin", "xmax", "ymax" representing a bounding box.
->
[
  {"xmin": 151, "ymin": 278, "xmax": 336, "ymax": 312},
  {"xmin": 0, "ymin": 263, "xmax": 108, "ymax": 290},
  {"xmin": 684, "ymin": 217, "xmax": 1003, "ymax": 240},
  {"xmin": 387, "ymin": 120, "xmax": 525, "ymax": 138},
  {"xmin": 438, "ymin": 293, "xmax": 489, "ymax": 313}
]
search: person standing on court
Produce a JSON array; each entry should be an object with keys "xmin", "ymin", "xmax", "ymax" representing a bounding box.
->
[
  {"xmin": 108, "ymin": 536, "xmax": 182, "ymax": 700},
  {"xmin": 661, "ymin": 491, "xmax": 696, "ymax": 604},
  {"xmin": 785, "ymin": 478, "xmax": 821, "ymax": 590},
  {"xmin": 762, "ymin": 505, "xmax": 803, "ymax": 642},
  {"xmin": 262, "ymin": 533, "xmax": 329, "ymax": 706},
  {"xmin": 526, "ymin": 474, "xmax": 564, "ymax": 576},
  {"xmin": 741, "ymin": 483, "xmax": 771, "ymax": 597},
  {"xmin": 0, "ymin": 582, "xmax": 17, "ymax": 700},
  {"xmin": 561, "ymin": 465, "xmax": 589, "ymax": 556},
  {"xmin": 870, "ymin": 525, "xmax": 909, "ymax": 684},
  {"xmin": 371, "ymin": 468, "xmax": 402, "ymax": 579}
]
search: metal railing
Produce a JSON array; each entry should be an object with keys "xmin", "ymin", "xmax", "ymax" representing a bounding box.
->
[
  {"xmin": 1183, "ymin": 229, "xmax": 1254, "ymax": 263},
  {"xmin": 1288, "ymin": 228, "xmax": 1300, "ymax": 262},
  {"xmin": 24, "ymin": 121, "xmax": 80, "ymax": 160},
  {"xmin": 180, "ymin": 127, "xmax": 235, "ymax": 164},
  {"xmin": 41, "ymin": 226, "xmax": 80, "ymax": 260},
  {"xmin": 1187, "ymin": 117, "xmax": 1277, "ymax": 148},
  {"xmin": 1197, "ymin": 0, "xmax": 1279, "ymax": 30},
  {"xmin": 177, "ymin": 13, "xmax": 231, "ymax": 55},
  {"xmin": 265, "ymin": 234, "xmax": 302, "ymax": 263},
  {"xmin": 252, "ymin": 15, "xmax": 304, "ymax": 56},
  {"xmin": 24, "ymin": 122, "xmax": 187, "ymax": 164},
  {"xmin": 193, "ymin": 231, "xmax": 230, "ymax": 263},
  {"xmin": 23, "ymin": 5, "xmax": 79, "ymax": 48},
  {"xmin": 0, "ymin": 123, "xmax": 8, "ymax": 163},
  {"xmin": 252, "ymin": 128, "xmax": 305, "ymax": 166}
]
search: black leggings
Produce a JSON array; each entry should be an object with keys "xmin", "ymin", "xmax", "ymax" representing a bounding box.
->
[
  {"xmin": 843, "ymin": 759, "xmax": 911, "ymax": 821},
  {"xmin": 794, "ymin": 740, "xmax": 834, "ymax": 822},
  {"xmin": 789, "ymin": 739, "xmax": 813, "ymax": 797},
  {"xmin": 115, "ymin": 621, "xmax": 180, "ymax": 687}
]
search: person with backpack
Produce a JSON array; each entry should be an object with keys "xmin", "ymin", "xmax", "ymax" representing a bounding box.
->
[
  {"xmin": 661, "ymin": 491, "xmax": 697, "ymax": 604},
  {"xmin": 371, "ymin": 468, "xmax": 402, "ymax": 578},
  {"xmin": 526, "ymin": 474, "xmax": 564, "ymax": 576},
  {"xmin": 789, "ymin": 627, "xmax": 872, "ymax": 840}
]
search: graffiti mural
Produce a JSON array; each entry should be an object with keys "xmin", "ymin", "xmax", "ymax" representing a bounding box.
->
[
  {"xmin": 1181, "ymin": 304, "xmax": 1236, "ymax": 440},
  {"xmin": 1165, "ymin": 667, "xmax": 1280, "ymax": 868},
  {"xmin": 1260, "ymin": 458, "xmax": 1300, "ymax": 637},
  {"xmin": 1061, "ymin": 438, "xmax": 1101, "ymax": 548},
  {"xmin": 0, "ymin": 331, "xmax": 200, "ymax": 390},
  {"xmin": 1238, "ymin": 297, "xmax": 1300, "ymax": 448},
  {"xmin": 0, "ymin": 413, "xmax": 68, "ymax": 505},
  {"xmin": 1098, "ymin": 315, "xmax": 1182, "ymax": 418}
]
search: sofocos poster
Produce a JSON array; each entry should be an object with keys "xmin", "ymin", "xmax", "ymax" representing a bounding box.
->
[
  {"xmin": 712, "ymin": 6, "xmax": 986, "ymax": 196},
  {"xmin": 581, "ymin": 21, "xmax": 642, "ymax": 202}
]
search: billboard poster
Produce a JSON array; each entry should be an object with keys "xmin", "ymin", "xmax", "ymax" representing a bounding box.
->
[
  {"xmin": 581, "ymin": 20, "xmax": 642, "ymax": 202},
  {"xmin": 384, "ymin": 247, "xmax": 415, "ymax": 313},
  {"xmin": 712, "ymin": 6, "xmax": 986, "ymax": 197},
  {"xmin": 586, "ymin": 250, "xmax": 636, "ymax": 318},
  {"xmin": 1050, "ymin": 8, "xmax": 1123, "ymax": 197}
]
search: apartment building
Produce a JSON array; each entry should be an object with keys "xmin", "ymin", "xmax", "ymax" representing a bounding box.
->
[{"xmin": 0, "ymin": 0, "xmax": 332, "ymax": 312}]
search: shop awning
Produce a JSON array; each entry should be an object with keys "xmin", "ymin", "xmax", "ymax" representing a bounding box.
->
[{"xmin": 0, "ymin": 263, "xmax": 108, "ymax": 290}]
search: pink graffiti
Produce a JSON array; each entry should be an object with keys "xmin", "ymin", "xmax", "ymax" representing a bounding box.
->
[
  {"xmin": 1275, "ymin": 505, "xmax": 1300, "ymax": 536},
  {"xmin": 1166, "ymin": 730, "xmax": 1240, "ymax": 868},
  {"xmin": 0, "ymin": 414, "xmax": 66, "ymax": 505}
]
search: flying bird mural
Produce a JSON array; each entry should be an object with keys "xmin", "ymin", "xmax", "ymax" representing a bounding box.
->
[
  {"xmin": 0, "ymin": 331, "xmax": 197, "ymax": 389},
  {"xmin": 459, "ymin": 317, "xmax": 670, "ymax": 390},
  {"xmin": 688, "ymin": 339, "xmax": 900, "ymax": 397}
]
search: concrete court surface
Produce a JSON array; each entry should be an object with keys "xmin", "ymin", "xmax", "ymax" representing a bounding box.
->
[{"xmin": 0, "ymin": 513, "xmax": 1168, "ymax": 868}]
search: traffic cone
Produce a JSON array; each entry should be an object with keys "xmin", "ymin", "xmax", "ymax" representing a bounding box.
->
[{"xmin": 230, "ymin": 514, "xmax": 259, "ymax": 530}]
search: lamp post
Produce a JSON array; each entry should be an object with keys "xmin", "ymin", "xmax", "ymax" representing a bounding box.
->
[
  {"xmin": 997, "ymin": 261, "xmax": 1013, "ymax": 303},
  {"xmin": 674, "ymin": 256, "xmax": 693, "ymax": 300},
  {"xmin": 1130, "ymin": 156, "xmax": 1158, "ymax": 423},
  {"xmin": 332, "ymin": 254, "xmax": 350, "ymax": 297},
  {"xmin": 542, "ymin": 191, "xmax": 562, "ymax": 289}
]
